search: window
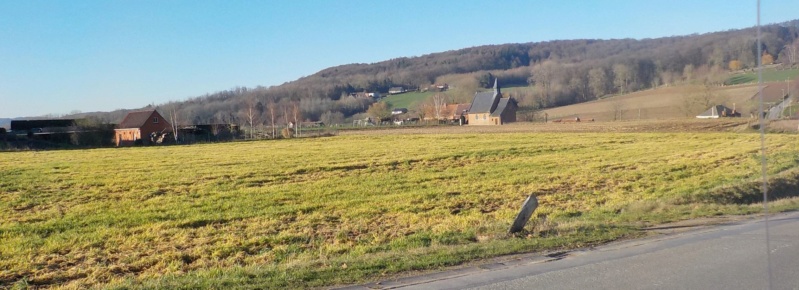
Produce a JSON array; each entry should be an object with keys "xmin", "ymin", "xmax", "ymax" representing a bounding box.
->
[{"xmin": 153, "ymin": 117, "xmax": 159, "ymax": 123}]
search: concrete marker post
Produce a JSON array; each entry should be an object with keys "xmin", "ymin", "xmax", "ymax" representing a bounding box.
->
[{"xmin": 509, "ymin": 194, "xmax": 538, "ymax": 234}]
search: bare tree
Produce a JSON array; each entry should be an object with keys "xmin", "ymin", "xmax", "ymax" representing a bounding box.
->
[
  {"xmin": 413, "ymin": 101, "xmax": 428, "ymax": 123},
  {"xmin": 292, "ymin": 101, "xmax": 302, "ymax": 137},
  {"xmin": 366, "ymin": 102, "xmax": 392, "ymax": 123},
  {"xmin": 267, "ymin": 98, "xmax": 277, "ymax": 138},
  {"xmin": 609, "ymin": 99, "xmax": 627, "ymax": 121},
  {"xmin": 568, "ymin": 74, "xmax": 590, "ymax": 102},
  {"xmin": 589, "ymin": 67, "xmax": 609, "ymax": 98},
  {"xmin": 169, "ymin": 107, "xmax": 180, "ymax": 142},
  {"xmin": 240, "ymin": 101, "xmax": 258, "ymax": 139},
  {"xmin": 613, "ymin": 64, "xmax": 632, "ymax": 94},
  {"xmin": 530, "ymin": 61, "xmax": 559, "ymax": 104},
  {"xmin": 683, "ymin": 64, "xmax": 694, "ymax": 83},
  {"xmin": 679, "ymin": 83, "xmax": 727, "ymax": 117},
  {"xmin": 783, "ymin": 40, "xmax": 799, "ymax": 68},
  {"xmin": 283, "ymin": 104, "xmax": 290, "ymax": 130},
  {"xmin": 214, "ymin": 110, "xmax": 235, "ymax": 125},
  {"xmin": 432, "ymin": 93, "xmax": 447, "ymax": 119},
  {"xmin": 320, "ymin": 111, "xmax": 344, "ymax": 126}
]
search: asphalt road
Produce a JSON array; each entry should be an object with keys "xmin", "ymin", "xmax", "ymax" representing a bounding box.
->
[
  {"xmin": 767, "ymin": 98, "xmax": 789, "ymax": 120},
  {"xmin": 343, "ymin": 211, "xmax": 799, "ymax": 290}
]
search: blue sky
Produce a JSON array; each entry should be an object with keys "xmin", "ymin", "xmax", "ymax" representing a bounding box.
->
[{"xmin": 1, "ymin": 0, "xmax": 797, "ymax": 118}]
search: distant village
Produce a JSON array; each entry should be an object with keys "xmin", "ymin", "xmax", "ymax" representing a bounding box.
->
[
  {"xmin": 0, "ymin": 79, "xmax": 517, "ymax": 148},
  {"xmin": 1, "ymin": 77, "xmax": 794, "ymax": 149}
]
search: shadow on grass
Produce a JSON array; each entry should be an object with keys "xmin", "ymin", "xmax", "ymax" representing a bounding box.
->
[{"xmin": 694, "ymin": 169, "xmax": 799, "ymax": 205}]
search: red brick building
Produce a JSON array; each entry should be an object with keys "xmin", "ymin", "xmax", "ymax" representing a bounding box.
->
[{"xmin": 114, "ymin": 110, "xmax": 172, "ymax": 146}]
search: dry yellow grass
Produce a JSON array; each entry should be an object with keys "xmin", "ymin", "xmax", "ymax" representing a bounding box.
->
[
  {"xmin": 2, "ymin": 128, "xmax": 798, "ymax": 289},
  {"xmin": 542, "ymin": 83, "xmax": 767, "ymax": 121},
  {"xmin": 339, "ymin": 119, "xmax": 754, "ymax": 136}
]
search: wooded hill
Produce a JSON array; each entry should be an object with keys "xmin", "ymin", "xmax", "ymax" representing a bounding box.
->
[{"xmin": 72, "ymin": 20, "xmax": 799, "ymax": 127}]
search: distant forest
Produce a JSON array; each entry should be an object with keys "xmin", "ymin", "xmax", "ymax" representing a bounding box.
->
[{"xmin": 71, "ymin": 20, "xmax": 799, "ymax": 127}]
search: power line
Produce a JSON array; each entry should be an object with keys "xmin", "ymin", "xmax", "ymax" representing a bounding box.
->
[{"xmin": 756, "ymin": 1, "xmax": 774, "ymax": 288}]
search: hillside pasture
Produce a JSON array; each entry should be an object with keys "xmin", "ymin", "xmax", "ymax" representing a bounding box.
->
[
  {"xmin": 725, "ymin": 68, "xmax": 799, "ymax": 85},
  {"xmin": 540, "ymin": 83, "xmax": 773, "ymax": 121},
  {"xmin": 381, "ymin": 91, "xmax": 434, "ymax": 110},
  {"xmin": 380, "ymin": 86, "xmax": 531, "ymax": 111},
  {"xmin": 2, "ymin": 131, "xmax": 799, "ymax": 288}
]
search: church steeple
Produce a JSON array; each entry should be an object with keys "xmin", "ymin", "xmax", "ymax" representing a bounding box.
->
[{"xmin": 493, "ymin": 78, "xmax": 500, "ymax": 94}]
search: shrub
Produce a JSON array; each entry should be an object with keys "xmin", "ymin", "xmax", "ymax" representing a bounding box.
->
[{"xmin": 281, "ymin": 127, "xmax": 295, "ymax": 138}]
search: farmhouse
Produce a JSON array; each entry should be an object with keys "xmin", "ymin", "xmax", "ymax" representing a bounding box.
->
[
  {"xmin": 696, "ymin": 105, "xmax": 740, "ymax": 119},
  {"xmin": 425, "ymin": 83, "xmax": 449, "ymax": 92},
  {"xmin": 392, "ymin": 108, "xmax": 408, "ymax": 115},
  {"xmin": 347, "ymin": 91, "xmax": 381, "ymax": 100},
  {"xmin": 447, "ymin": 103, "xmax": 470, "ymax": 120},
  {"xmin": 467, "ymin": 79, "xmax": 517, "ymax": 125},
  {"xmin": 114, "ymin": 110, "xmax": 172, "ymax": 146},
  {"xmin": 388, "ymin": 87, "xmax": 406, "ymax": 95},
  {"xmin": 439, "ymin": 103, "xmax": 471, "ymax": 124}
]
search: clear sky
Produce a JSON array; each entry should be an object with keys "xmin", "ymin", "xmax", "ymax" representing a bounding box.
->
[{"xmin": 1, "ymin": 0, "xmax": 797, "ymax": 118}]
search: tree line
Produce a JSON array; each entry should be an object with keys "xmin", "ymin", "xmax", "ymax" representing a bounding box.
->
[{"xmin": 70, "ymin": 20, "xmax": 799, "ymax": 129}]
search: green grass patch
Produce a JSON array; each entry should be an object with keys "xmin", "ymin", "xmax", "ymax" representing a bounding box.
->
[
  {"xmin": 381, "ymin": 91, "xmax": 434, "ymax": 109},
  {"xmin": 782, "ymin": 104, "xmax": 799, "ymax": 117},
  {"xmin": 2, "ymin": 132, "xmax": 799, "ymax": 288},
  {"xmin": 725, "ymin": 68, "xmax": 799, "ymax": 85},
  {"xmin": 381, "ymin": 86, "xmax": 532, "ymax": 110}
]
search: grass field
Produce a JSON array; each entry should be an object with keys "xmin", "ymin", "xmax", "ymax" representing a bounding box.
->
[
  {"xmin": 3, "ymin": 128, "xmax": 799, "ymax": 288},
  {"xmin": 381, "ymin": 91, "xmax": 435, "ymax": 109},
  {"xmin": 726, "ymin": 68, "xmax": 799, "ymax": 85}
]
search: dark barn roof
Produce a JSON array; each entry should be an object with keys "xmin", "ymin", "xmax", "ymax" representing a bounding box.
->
[
  {"xmin": 697, "ymin": 105, "xmax": 737, "ymax": 118},
  {"xmin": 469, "ymin": 91, "xmax": 498, "ymax": 113},
  {"xmin": 490, "ymin": 98, "xmax": 511, "ymax": 117},
  {"xmin": 450, "ymin": 103, "xmax": 471, "ymax": 118},
  {"xmin": 118, "ymin": 110, "xmax": 158, "ymax": 129},
  {"xmin": 10, "ymin": 119, "xmax": 77, "ymax": 131},
  {"xmin": 469, "ymin": 78, "xmax": 502, "ymax": 113}
]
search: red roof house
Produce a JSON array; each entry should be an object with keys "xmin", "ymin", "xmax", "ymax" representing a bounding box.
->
[{"xmin": 114, "ymin": 110, "xmax": 172, "ymax": 146}]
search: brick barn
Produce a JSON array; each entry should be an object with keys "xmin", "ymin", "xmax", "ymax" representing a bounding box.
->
[{"xmin": 114, "ymin": 110, "xmax": 172, "ymax": 146}]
